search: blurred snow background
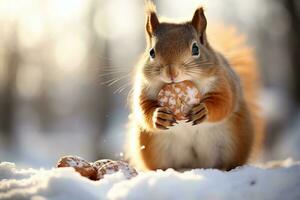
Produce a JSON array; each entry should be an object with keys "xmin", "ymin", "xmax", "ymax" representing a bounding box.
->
[{"xmin": 0, "ymin": 0, "xmax": 300, "ymax": 168}]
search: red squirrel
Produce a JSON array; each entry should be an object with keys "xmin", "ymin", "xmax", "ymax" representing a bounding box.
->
[{"xmin": 126, "ymin": 2, "xmax": 264, "ymax": 171}]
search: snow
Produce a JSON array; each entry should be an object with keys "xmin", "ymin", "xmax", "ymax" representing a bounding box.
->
[{"xmin": 1, "ymin": 159, "xmax": 300, "ymax": 200}]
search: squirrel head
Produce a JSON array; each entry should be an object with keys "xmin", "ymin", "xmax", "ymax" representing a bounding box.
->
[{"xmin": 142, "ymin": 1, "xmax": 216, "ymax": 84}]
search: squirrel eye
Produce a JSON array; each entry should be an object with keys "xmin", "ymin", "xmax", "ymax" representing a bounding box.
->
[
  {"xmin": 192, "ymin": 43, "xmax": 200, "ymax": 56},
  {"xmin": 149, "ymin": 48, "xmax": 155, "ymax": 59}
]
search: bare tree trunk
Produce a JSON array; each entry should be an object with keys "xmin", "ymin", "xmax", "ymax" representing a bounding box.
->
[
  {"xmin": 87, "ymin": 0, "xmax": 113, "ymax": 159},
  {"xmin": 281, "ymin": 0, "xmax": 300, "ymax": 104},
  {"xmin": 0, "ymin": 36, "xmax": 19, "ymax": 148}
]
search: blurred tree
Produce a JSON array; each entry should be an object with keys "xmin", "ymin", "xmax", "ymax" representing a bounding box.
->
[
  {"xmin": 281, "ymin": 0, "xmax": 300, "ymax": 105},
  {"xmin": 88, "ymin": 0, "xmax": 113, "ymax": 159},
  {"xmin": 0, "ymin": 29, "xmax": 19, "ymax": 148}
]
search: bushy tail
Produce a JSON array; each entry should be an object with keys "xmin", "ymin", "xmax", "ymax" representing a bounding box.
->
[{"xmin": 208, "ymin": 24, "xmax": 264, "ymax": 161}]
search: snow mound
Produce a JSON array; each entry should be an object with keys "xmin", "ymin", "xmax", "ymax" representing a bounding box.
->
[{"xmin": 1, "ymin": 159, "xmax": 300, "ymax": 200}]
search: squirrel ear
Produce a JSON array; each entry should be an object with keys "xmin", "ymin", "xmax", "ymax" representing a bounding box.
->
[
  {"xmin": 145, "ymin": 1, "xmax": 160, "ymax": 37},
  {"xmin": 191, "ymin": 7, "xmax": 207, "ymax": 44}
]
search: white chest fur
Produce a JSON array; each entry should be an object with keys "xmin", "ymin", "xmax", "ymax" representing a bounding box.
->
[{"xmin": 151, "ymin": 120, "xmax": 234, "ymax": 169}]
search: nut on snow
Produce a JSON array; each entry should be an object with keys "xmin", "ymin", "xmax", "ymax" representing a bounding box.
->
[
  {"xmin": 57, "ymin": 156, "xmax": 138, "ymax": 181},
  {"xmin": 97, "ymin": 160, "xmax": 138, "ymax": 180},
  {"xmin": 157, "ymin": 80, "xmax": 201, "ymax": 120},
  {"xmin": 57, "ymin": 156, "xmax": 97, "ymax": 180}
]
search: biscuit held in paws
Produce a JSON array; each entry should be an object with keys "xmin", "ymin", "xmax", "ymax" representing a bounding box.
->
[
  {"xmin": 157, "ymin": 80, "xmax": 201, "ymax": 120},
  {"xmin": 96, "ymin": 160, "xmax": 138, "ymax": 180},
  {"xmin": 57, "ymin": 156, "xmax": 97, "ymax": 180}
]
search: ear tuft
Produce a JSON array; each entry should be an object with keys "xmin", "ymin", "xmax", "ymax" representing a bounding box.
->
[
  {"xmin": 145, "ymin": 1, "xmax": 160, "ymax": 37},
  {"xmin": 191, "ymin": 7, "xmax": 207, "ymax": 34}
]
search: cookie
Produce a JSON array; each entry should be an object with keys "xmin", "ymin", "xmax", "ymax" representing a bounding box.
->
[{"xmin": 157, "ymin": 80, "xmax": 201, "ymax": 120}]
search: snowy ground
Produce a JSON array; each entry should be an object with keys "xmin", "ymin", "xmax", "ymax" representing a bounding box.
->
[{"xmin": 1, "ymin": 159, "xmax": 300, "ymax": 200}]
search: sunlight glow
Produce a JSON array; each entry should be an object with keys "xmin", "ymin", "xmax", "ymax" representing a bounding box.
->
[
  {"xmin": 93, "ymin": 0, "xmax": 141, "ymax": 40},
  {"xmin": 54, "ymin": 34, "xmax": 87, "ymax": 73},
  {"xmin": 18, "ymin": 11, "xmax": 45, "ymax": 48},
  {"xmin": 48, "ymin": 0, "xmax": 87, "ymax": 22}
]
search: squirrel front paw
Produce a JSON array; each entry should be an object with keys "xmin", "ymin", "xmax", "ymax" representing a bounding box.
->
[
  {"xmin": 153, "ymin": 107, "xmax": 177, "ymax": 130},
  {"xmin": 186, "ymin": 103, "xmax": 208, "ymax": 125}
]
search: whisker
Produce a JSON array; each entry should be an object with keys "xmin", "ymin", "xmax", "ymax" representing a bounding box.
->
[
  {"xmin": 185, "ymin": 61, "xmax": 214, "ymax": 68},
  {"xmin": 182, "ymin": 59, "xmax": 195, "ymax": 67},
  {"xmin": 113, "ymin": 82, "xmax": 131, "ymax": 94},
  {"xmin": 97, "ymin": 71, "xmax": 129, "ymax": 78},
  {"xmin": 96, "ymin": 55, "xmax": 115, "ymax": 62},
  {"xmin": 97, "ymin": 68, "xmax": 131, "ymax": 74},
  {"xmin": 101, "ymin": 74, "xmax": 131, "ymax": 86},
  {"xmin": 125, "ymin": 88, "xmax": 134, "ymax": 106},
  {"xmin": 184, "ymin": 70, "xmax": 202, "ymax": 75},
  {"xmin": 98, "ymin": 65, "xmax": 132, "ymax": 69}
]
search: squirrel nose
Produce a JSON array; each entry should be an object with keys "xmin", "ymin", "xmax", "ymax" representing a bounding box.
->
[{"xmin": 167, "ymin": 65, "xmax": 179, "ymax": 81}]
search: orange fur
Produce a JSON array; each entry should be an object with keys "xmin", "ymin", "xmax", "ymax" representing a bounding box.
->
[
  {"xmin": 139, "ymin": 91, "xmax": 159, "ymax": 130},
  {"xmin": 139, "ymin": 129, "xmax": 161, "ymax": 170},
  {"xmin": 201, "ymin": 76, "xmax": 235, "ymax": 122},
  {"xmin": 208, "ymin": 24, "xmax": 264, "ymax": 160}
]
